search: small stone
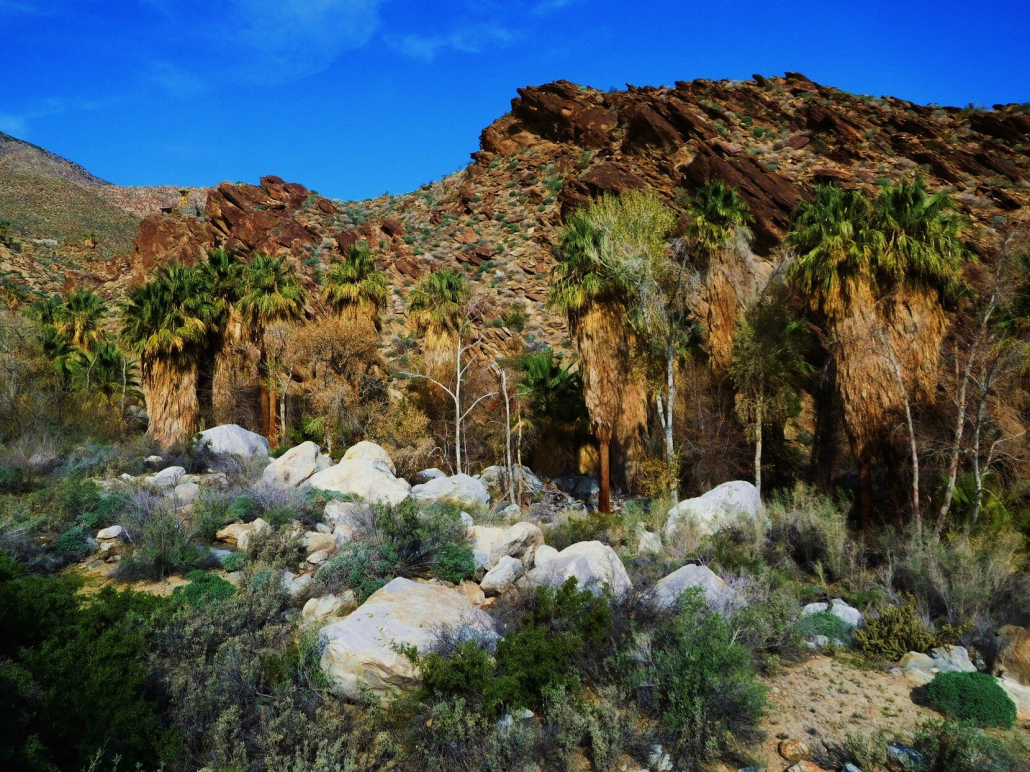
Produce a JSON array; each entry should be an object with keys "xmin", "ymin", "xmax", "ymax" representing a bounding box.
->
[
  {"xmin": 307, "ymin": 549, "xmax": 330, "ymax": 565},
  {"xmin": 778, "ymin": 738, "xmax": 809, "ymax": 762}
]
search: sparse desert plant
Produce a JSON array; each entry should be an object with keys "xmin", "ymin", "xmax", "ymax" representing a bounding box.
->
[{"xmin": 913, "ymin": 718, "xmax": 1029, "ymax": 771}]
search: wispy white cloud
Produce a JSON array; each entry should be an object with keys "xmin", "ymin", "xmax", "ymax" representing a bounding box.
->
[{"xmin": 389, "ymin": 23, "xmax": 517, "ymax": 61}]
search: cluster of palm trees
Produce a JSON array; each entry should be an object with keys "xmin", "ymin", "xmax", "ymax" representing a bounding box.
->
[
  {"xmin": 120, "ymin": 241, "xmax": 391, "ymax": 448},
  {"xmin": 32, "ymin": 288, "xmax": 139, "ymax": 408},
  {"xmin": 550, "ymin": 175, "xmax": 966, "ymax": 525}
]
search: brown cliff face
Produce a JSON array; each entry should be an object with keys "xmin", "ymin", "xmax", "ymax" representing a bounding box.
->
[{"xmin": 5, "ymin": 73, "xmax": 1028, "ymax": 361}]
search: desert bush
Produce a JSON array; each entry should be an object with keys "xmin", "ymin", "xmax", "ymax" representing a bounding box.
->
[
  {"xmin": 246, "ymin": 527, "xmax": 305, "ymax": 569},
  {"xmin": 883, "ymin": 529, "xmax": 1026, "ymax": 636},
  {"xmin": 172, "ymin": 570, "xmax": 236, "ymax": 607},
  {"xmin": 54, "ymin": 523, "xmax": 92, "ymax": 562},
  {"xmin": 222, "ymin": 551, "xmax": 246, "ymax": 572},
  {"xmin": 117, "ymin": 501, "xmax": 202, "ymax": 580},
  {"xmin": 727, "ymin": 572, "xmax": 806, "ymax": 667},
  {"xmin": 545, "ymin": 509, "xmax": 620, "ymax": 550},
  {"xmin": 629, "ymin": 589, "xmax": 766, "ymax": 767},
  {"xmin": 766, "ymin": 483, "xmax": 853, "ymax": 582},
  {"xmin": 854, "ymin": 600, "xmax": 962, "ymax": 661},
  {"xmin": 925, "ymin": 672, "xmax": 1017, "ymax": 728},
  {"xmin": 316, "ymin": 499, "xmax": 471, "ymax": 599},
  {"xmin": 798, "ymin": 609, "xmax": 855, "ymax": 642},
  {"xmin": 0, "ymin": 555, "xmax": 174, "ymax": 770},
  {"xmin": 836, "ymin": 729, "xmax": 891, "ymax": 771},
  {"xmin": 413, "ymin": 578, "xmax": 612, "ymax": 717},
  {"xmin": 913, "ymin": 718, "xmax": 1029, "ymax": 771},
  {"xmin": 364, "ymin": 398, "xmax": 435, "ymax": 478}
]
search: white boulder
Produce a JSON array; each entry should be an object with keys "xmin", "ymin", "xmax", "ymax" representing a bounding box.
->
[
  {"xmin": 664, "ymin": 481, "xmax": 765, "ymax": 541},
  {"xmin": 526, "ymin": 541, "xmax": 632, "ymax": 597},
  {"xmin": 302, "ymin": 531, "xmax": 337, "ymax": 557},
  {"xmin": 215, "ymin": 518, "xmax": 271, "ymax": 551},
  {"xmin": 801, "ymin": 598, "xmax": 863, "ymax": 628},
  {"xmin": 533, "ymin": 544, "xmax": 559, "ymax": 567},
  {"xmin": 342, "ymin": 441, "xmax": 396, "ymax": 475},
  {"xmin": 147, "ymin": 465, "xmax": 185, "ymax": 488},
  {"xmin": 489, "ymin": 522, "xmax": 544, "ymax": 568},
  {"xmin": 480, "ymin": 556, "xmax": 524, "ymax": 596},
  {"xmin": 637, "ymin": 531, "xmax": 663, "ymax": 555},
  {"xmin": 320, "ymin": 577, "xmax": 496, "ymax": 698},
  {"xmin": 648, "ymin": 564, "xmax": 735, "ymax": 612},
  {"xmin": 469, "ymin": 525, "xmax": 505, "ymax": 573},
  {"xmin": 306, "ymin": 452, "xmax": 410, "ymax": 507},
  {"xmin": 262, "ymin": 441, "xmax": 331, "ymax": 488},
  {"xmin": 302, "ymin": 592, "xmax": 358, "ymax": 621},
  {"xmin": 412, "ymin": 468, "xmax": 447, "ymax": 485},
  {"xmin": 173, "ymin": 481, "xmax": 200, "ymax": 506},
  {"xmin": 478, "ymin": 465, "xmax": 543, "ymax": 495},
  {"xmin": 325, "ymin": 500, "xmax": 374, "ymax": 545},
  {"xmin": 411, "ymin": 473, "xmax": 490, "ymax": 509},
  {"xmin": 96, "ymin": 525, "xmax": 124, "ymax": 541},
  {"xmin": 198, "ymin": 424, "xmax": 270, "ymax": 461}
]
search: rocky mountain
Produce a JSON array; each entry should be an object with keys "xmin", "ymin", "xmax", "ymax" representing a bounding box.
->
[
  {"xmin": 0, "ymin": 131, "xmax": 205, "ymax": 300},
  {"xmin": 3, "ymin": 73, "xmax": 1029, "ymax": 346}
]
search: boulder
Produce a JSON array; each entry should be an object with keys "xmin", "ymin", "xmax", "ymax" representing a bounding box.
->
[
  {"xmin": 489, "ymin": 522, "xmax": 544, "ymax": 568},
  {"xmin": 554, "ymin": 475, "xmax": 599, "ymax": 501},
  {"xmin": 480, "ymin": 556, "xmax": 524, "ymax": 596},
  {"xmin": 261, "ymin": 441, "xmax": 331, "ymax": 488},
  {"xmin": 637, "ymin": 531, "xmax": 663, "ymax": 555},
  {"xmin": 282, "ymin": 570, "xmax": 312, "ymax": 599},
  {"xmin": 96, "ymin": 525, "xmax": 124, "ymax": 541},
  {"xmin": 994, "ymin": 625, "xmax": 1030, "ymax": 686},
  {"xmin": 478, "ymin": 465, "xmax": 544, "ymax": 495},
  {"xmin": 526, "ymin": 541, "xmax": 632, "ymax": 597},
  {"xmin": 173, "ymin": 481, "xmax": 200, "ymax": 506},
  {"xmin": 306, "ymin": 456, "xmax": 410, "ymax": 507},
  {"xmin": 302, "ymin": 531, "xmax": 337, "ymax": 557},
  {"xmin": 801, "ymin": 598, "xmax": 863, "ymax": 628},
  {"xmin": 320, "ymin": 577, "xmax": 496, "ymax": 698},
  {"xmin": 342, "ymin": 441, "xmax": 396, "ymax": 475},
  {"xmin": 497, "ymin": 503, "xmax": 522, "ymax": 520},
  {"xmin": 998, "ymin": 676, "xmax": 1030, "ymax": 721},
  {"xmin": 460, "ymin": 511, "xmax": 474, "ymax": 527},
  {"xmin": 307, "ymin": 549, "xmax": 331, "ymax": 566},
  {"xmin": 533, "ymin": 544, "xmax": 559, "ymax": 566},
  {"xmin": 325, "ymin": 501, "xmax": 374, "ymax": 545},
  {"xmin": 664, "ymin": 481, "xmax": 765, "ymax": 541},
  {"xmin": 469, "ymin": 525, "xmax": 506, "ymax": 573},
  {"xmin": 198, "ymin": 424, "xmax": 270, "ymax": 460},
  {"xmin": 412, "ymin": 468, "xmax": 447, "ymax": 485},
  {"xmin": 215, "ymin": 518, "xmax": 270, "ymax": 551},
  {"xmin": 411, "ymin": 474, "xmax": 490, "ymax": 509},
  {"xmin": 649, "ymin": 564, "xmax": 735, "ymax": 611},
  {"xmin": 147, "ymin": 465, "xmax": 185, "ymax": 488},
  {"xmin": 930, "ymin": 645, "xmax": 977, "ymax": 674},
  {"xmin": 302, "ymin": 592, "xmax": 358, "ymax": 621}
]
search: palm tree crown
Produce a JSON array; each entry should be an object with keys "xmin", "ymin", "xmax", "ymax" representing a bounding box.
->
[
  {"xmin": 407, "ymin": 269, "xmax": 471, "ymax": 335},
  {"xmin": 322, "ymin": 241, "xmax": 390, "ymax": 326},
  {"xmin": 54, "ymin": 289, "xmax": 108, "ymax": 350},
  {"xmin": 236, "ymin": 254, "xmax": 308, "ymax": 332},
  {"xmin": 683, "ymin": 179, "xmax": 754, "ymax": 260},
  {"xmin": 547, "ymin": 210, "xmax": 622, "ymax": 320},
  {"xmin": 789, "ymin": 180, "xmax": 964, "ymax": 317},
  {"xmin": 120, "ymin": 263, "xmax": 219, "ymax": 361}
]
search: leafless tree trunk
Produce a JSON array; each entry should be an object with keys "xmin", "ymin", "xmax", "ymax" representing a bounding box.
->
[
  {"xmin": 753, "ymin": 395, "xmax": 763, "ymax": 496},
  {"xmin": 666, "ymin": 338, "xmax": 678, "ymax": 502},
  {"xmin": 497, "ymin": 366, "xmax": 516, "ymax": 506}
]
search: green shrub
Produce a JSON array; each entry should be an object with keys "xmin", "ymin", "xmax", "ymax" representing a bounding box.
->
[
  {"xmin": 190, "ymin": 496, "xmax": 232, "ymax": 541},
  {"xmin": 221, "ymin": 551, "xmax": 246, "ymax": 572},
  {"xmin": 172, "ymin": 570, "xmax": 236, "ymax": 607},
  {"xmin": 54, "ymin": 524, "xmax": 92, "ymax": 562},
  {"xmin": 227, "ymin": 494, "xmax": 261, "ymax": 520},
  {"xmin": 913, "ymin": 718, "xmax": 1028, "ymax": 771},
  {"xmin": 0, "ymin": 560, "xmax": 175, "ymax": 770},
  {"xmin": 264, "ymin": 504, "xmax": 295, "ymax": 528},
  {"xmin": 0, "ymin": 466, "xmax": 29, "ymax": 494},
  {"xmin": 925, "ymin": 672, "xmax": 1016, "ymax": 728},
  {"xmin": 855, "ymin": 601, "xmax": 943, "ymax": 661},
  {"xmin": 319, "ymin": 542, "xmax": 401, "ymax": 601},
  {"xmin": 436, "ymin": 542, "xmax": 476, "ymax": 584},
  {"xmin": 245, "ymin": 527, "xmax": 305, "ymax": 570},
  {"xmin": 799, "ymin": 610, "xmax": 855, "ymax": 641},
  {"xmin": 629, "ymin": 589, "xmax": 766, "ymax": 767},
  {"xmin": 729, "ymin": 573, "xmax": 806, "ymax": 668},
  {"xmin": 415, "ymin": 578, "xmax": 612, "ymax": 716}
]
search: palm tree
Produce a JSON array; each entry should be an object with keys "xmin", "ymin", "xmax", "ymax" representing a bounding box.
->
[
  {"xmin": 199, "ymin": 249, "xmax": 248, "ymax": 425},
  {"xmin": 407, "ymin": 269, "xmax": 472, "ymax": 374},
  {"xmin": 69, "ymin": 339, "xmax": 141, "ymax": 405},
  {"xmin": 236, "ymin": 254, "xmax": 307, "ymax": 444},
  {"xmin": 54, "ymin": 289, "xmax": 108, "ymax": 351},
  {"xmin": 322, "ymin": 241, "xmax": 390, "ymax": 329},
  {"xmin": 682, "ymin": 180, "xmax": 754, "ymax": 372},
  {"xmin": 120, "ymin": 263, "xmax": 219, "ymax": 447},
  {"xmin": 548, "ymin": 209, "xmax": 641, "ymax": 513},
  {"xmin": 788, "ymin": 179, "xmax": 964, "ymax": 527}
]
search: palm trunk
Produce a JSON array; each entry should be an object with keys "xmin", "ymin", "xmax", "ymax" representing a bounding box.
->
[
  {"xmin": 143, "ymin": 357, "xmax": 199, "ymax": 448},
  {"xmin": 858, "ymin": 459, "xmax": 873, "ymax": 533},
  {"xmin": 598, "ymin": 437, "xmax": 611, "ymax": 514},
  {"xmin": 666, "ymin": 338, "xmax": 678, "ymax": 503},
  {"xmin": 258, "ymin": 375, "xmax": 270, "ymax": 439},
  {"xmin": 754, "ymin": 396, "xmax": 763, "ymax": 496},
  {"xmin": 267, "ymin": 373, "xmax": 278, "ymax": 447}
]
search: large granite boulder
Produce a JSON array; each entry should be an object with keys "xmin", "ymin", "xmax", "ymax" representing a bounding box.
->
[
  {"xmin": 526, "ymin": 541, "xmax": 632, "ymax": 597},
  {"xmin": 198, "ymin": 424, "xmax": 270, "ymax": 461},
  {"xmin": 215, "ymin": 518, "xmax": 271, "ymax": 551},
  {"xmin": 411, "ymin": 473, "xmax": 490, "ymax": 509},
  {"xmin": 993, "ymin": 625, "xmax": 1030, "ymax": 686},
  {"xmin": 320, "ymin": 577, "xmax": 496, "ymax": 698},
  {"xmin": 261, "ymin": 441, "xmax": 331, "ymax": 488},
  {"xmin": 648, "ymin": 564, "xmax": 735, "ymax": 611},
  {"xmin": 480, "ymin": 556, "xmax": 524, "ymax": 596},
  {"xmin": 664, "ymin": 481, "xmax": 765, "ymax": 542},
  {"xmin": 305, "ymin": 444, "xmax": 410, "ymax": 506},
  {"xmin": 801, "ymin": 598, "xmax": 864, "ymax": 628},
  {"xmin": 490, "ymin": 522, "xmax": 545, "ymax": 567},
  {"xmin": 478, "ymin": 465, "xmax": 544, "ymax": 495}
]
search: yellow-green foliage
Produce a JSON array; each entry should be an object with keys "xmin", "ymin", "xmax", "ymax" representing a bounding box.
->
[{"xmin": 854, "ymin": 600, "xmax": 965, "ymax": 661}]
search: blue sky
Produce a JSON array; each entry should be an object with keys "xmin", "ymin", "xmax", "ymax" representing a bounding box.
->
[{"xmin": 2, "ymin": 0, "xmax": 1028, "ymax": 201}]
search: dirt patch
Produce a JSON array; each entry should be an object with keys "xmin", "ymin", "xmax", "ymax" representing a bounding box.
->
[{"xmin": 68, "ymin": 560, "xmax": 191, "ymax": 597}]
